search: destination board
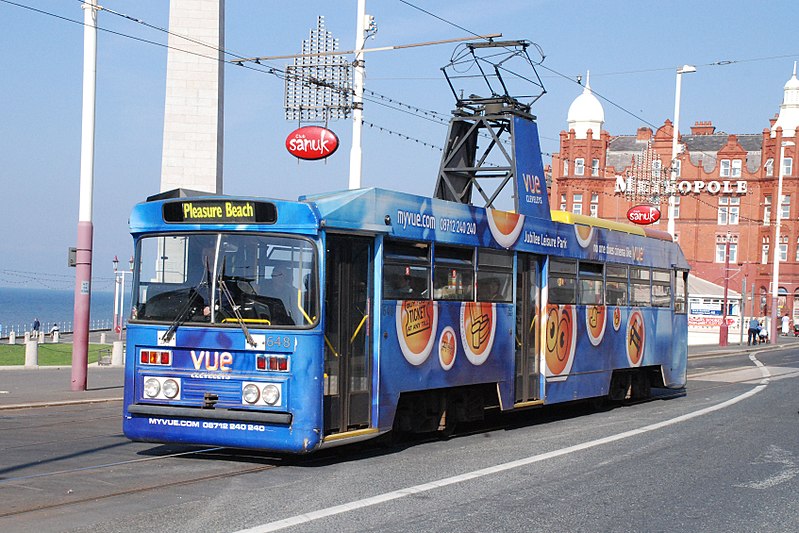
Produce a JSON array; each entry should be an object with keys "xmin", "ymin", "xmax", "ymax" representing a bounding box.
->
[{"xmin": 162, "ymin": 200, "xmax": 277, "ymax": 224}]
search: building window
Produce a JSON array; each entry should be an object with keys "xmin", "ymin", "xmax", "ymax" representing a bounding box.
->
[
  {"xmin": 673, "ymin": 196, "xmax": 681, "ymax": 219},
  {"xmin": 575, "ymin": 158, "xmax": 584, "ymax": 176},
  {"xmin": 715, "ymin": 243, "xmax": 725, "ymax": 263},
  {"xmin": 720, "ymin": 159, "xmax": 731, "ymax": 177},
  {"xmin": 764, "ymin": 195, "xmax": 771, "ymax": 225},
  {"xmin": 781, "ymin": 194, "xmax": 791, "ymax": 220},
  {"xmin": 731, "ymin": 159, "xmax": 742, "ymax": 178},
  {"xmin": 589, "ymin": 193, "xmax": 599, "ymax": 217},
  {"xmin": 563, "ymin": 159, "xmax": 569, "ymax": 176},
  {"xmin": 652, "ymin": 160, "xmax": 661, "ymax": 179},
  {"xmin": 715, "ymin": 236, "xmax": 738, "ymax": 263},
  {"xmin": 674, "ymin": 159, "xmax": 681, "ymax": 178},
  {"xmin": 572, "ymin": 193, "xmax": 583, "ymax": 215},
  {"xmin": 591, "ymin": 158, "xmax": 599, "ymax": 177},
  {"xmin": 559, "ymin": 193, "xmax": 566, "ymax": 211},
  {"xmin": 718, "ymin": 196, "xmax": 740, "ymax": 225},
  {"xmin": 765, "ymin": 158, "xmax": 774, "ymax": 176},
  {"xmin": 783, "ymin": 157, "xmax": 793, "ymax": 177},
  {"xmin": 779, "ymin": 242, "xmax": 788, "ymax": 262},
  {"xmin": 762, "ymin": 237, "xmax": 769, "ymax": 264},
  {"xmin": 796, "ymin": 237, "xmax": 799, "ymax": 261}
]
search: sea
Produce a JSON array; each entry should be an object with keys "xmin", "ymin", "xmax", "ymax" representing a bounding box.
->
[{"xmin": 0, "ymin": 287, "xmax": 115, "ymax": 337}]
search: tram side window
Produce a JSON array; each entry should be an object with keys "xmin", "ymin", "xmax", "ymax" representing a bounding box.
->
[
  {"xmin": 476, "ymin": 249, "xmax": 513, "ymax": 303},
  {"xmin": 652, "ymin": 269, "xmax": 671, "ymax": 308},
  {"xmin": 606, "ymin": 264, "xmax": 628, "ymax": 306},
  {"xmin": 383, "ymin": 241, "xmax": 430, "ymax": 300},
  {"xmin": 548, "ymin": 259, "xmax": 577, "ymax": 304},
  {"xmin": 578, "ymin": 261, "xmax": 604, "ymax": 305},
  {"xmin": 674, "ymin": 269, "xmax": 688, "ymax": 314},
  {"xmin": 433, "ymin": 245, "xmax": 475, "ymax": 301},
  {"xmin": 630, "ymin": 267, "xmax": 651, "ymax": 306}
]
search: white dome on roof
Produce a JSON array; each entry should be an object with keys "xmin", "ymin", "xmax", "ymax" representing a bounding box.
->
[
  {"xmin": 567, "ymin": 71, "xmax": 604, "ymax": 139},
  {"xmin": 771, "ymin": 62, "xmax": 799, "ymax": 138}
]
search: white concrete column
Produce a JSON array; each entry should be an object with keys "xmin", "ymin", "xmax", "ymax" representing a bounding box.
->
[
  {"xmin": 111, "ymin": 341, "xmax": 125, "ymax": 367},
  {"xmin": 160, "ymin": 0, "xmax": 225, "ymax": 194},
  {"xmin": 25, "ymin": 340, "xmax": 38, "ymax": 368}
]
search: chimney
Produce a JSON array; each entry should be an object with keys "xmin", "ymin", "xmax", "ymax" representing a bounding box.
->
[{"xmin": 690, "ymin": 121, "xmax": 716, "ymax": 135}]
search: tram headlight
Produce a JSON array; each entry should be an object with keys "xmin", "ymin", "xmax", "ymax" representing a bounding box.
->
[
  {"xmin": 242, "ymin": 384, "xmax": 260, "ymax": 404},
  {"xmin": 262, "ymin": 384, "xmax": 280, "ymax": 406},
  {"xmin": 144, "ymin": 378, "xmax": 161, "ymax": 398},
  {"xmin": 162, "ymin": 379, "xmax": 180, "ymax": 399}
]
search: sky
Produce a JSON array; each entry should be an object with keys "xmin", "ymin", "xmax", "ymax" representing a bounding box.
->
[{"xmin": 0, "ymin": 0, "xmax": 797, "ymax": 292}]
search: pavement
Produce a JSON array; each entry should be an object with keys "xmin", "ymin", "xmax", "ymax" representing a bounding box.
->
[
  {"xmin": 0, "ymin": 330, "xmax": 125, "ymax": 410},
  {"xmin": 1, "ymin": 334, "xmax": 798, "ymax": 411}
]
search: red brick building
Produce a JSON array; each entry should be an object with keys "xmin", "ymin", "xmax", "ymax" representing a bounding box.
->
[{"xmin": 551, "ymin": 68, "xmax": 799, "ymax": 321}]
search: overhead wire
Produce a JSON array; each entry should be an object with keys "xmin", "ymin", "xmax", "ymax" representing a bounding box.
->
[
  {"xmin": 5, "ymin": 1, "xmax": 792, "ymax": 170},
  {"xmin": 0, "ymin": 269, "xmax": 115, "ymax": 290},
  {"xmin": 92, "ymin": 0, "xmax": 446, "ymax": 146},
  {"xmin": 0, "ymin": 0, "xmax": 444, "ymax": 148}
]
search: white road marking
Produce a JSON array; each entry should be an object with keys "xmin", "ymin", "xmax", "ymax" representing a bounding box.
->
[
  {"xmin": 734, "ymin": 444, "xmax": 799, "ymax": 490},
  {"xmin": 234, "ymin": 355, "xmax": 773, "ymax": 533}
]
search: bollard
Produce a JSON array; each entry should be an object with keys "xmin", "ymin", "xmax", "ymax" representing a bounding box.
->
[
  {"xmin": 100, "ymin": 332, "xmax": 107, "ymax": 344},
  {"xmin": 38, "ymin": 331, "xmax": 45, "ymax": 344},
  {"xmin": 9, "ymin": 331, "xmax": 15, "ymax": 345},
  {"xmin": 24, "ymin": 331, "xmax": 30, "ymax": 343},
  {"xmin": 111, "ymin": 341, "xmax": 124, "ymax": 367},
  {"xmin": 52, "ymin": 331, "xmax": 60, "ymax": 343},
  {"xmin": 25, "ymin": 340, "xmax": 39, "ymax": 368}
]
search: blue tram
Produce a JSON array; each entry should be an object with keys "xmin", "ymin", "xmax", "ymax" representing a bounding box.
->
[{"xmin": 122, "ymin": 187, "xmax": 689, "ymax": 453}]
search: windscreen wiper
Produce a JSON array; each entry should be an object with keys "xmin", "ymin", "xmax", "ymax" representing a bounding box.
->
[
  {"xmin": 160, "ymin": 257, "xmax": 211, "ymax": 343},
  {"xmin": 216, "ymin": 258, "xmax": 257, "ymax": 347}
]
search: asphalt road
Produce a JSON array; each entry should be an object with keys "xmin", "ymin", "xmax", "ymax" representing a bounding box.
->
[{"xmin": 0, "ymin": 346, "xmax": 797, "ymax": 532}]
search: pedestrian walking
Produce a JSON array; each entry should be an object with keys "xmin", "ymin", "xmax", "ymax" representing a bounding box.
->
[
  {"xmin": 32, "ymin": 318, "xmax": 40, "ymax": 339},
  {"xmin": 781, "ymin": 314, "xmax": 790, "ymax": 336}
]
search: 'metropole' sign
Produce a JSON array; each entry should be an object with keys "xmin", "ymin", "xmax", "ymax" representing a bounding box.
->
[{"xmin": 614, "ymin": 176, "xmax": 748, "ymax": 195}]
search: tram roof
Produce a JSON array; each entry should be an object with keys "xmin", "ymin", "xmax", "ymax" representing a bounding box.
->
[{"xmin": 130, "ymin": 188, "xmax": 687, "ymax": 269}]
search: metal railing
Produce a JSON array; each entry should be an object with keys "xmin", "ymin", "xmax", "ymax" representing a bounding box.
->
[{"xmin": 0, "ymin": 320, "xmax": 114, "ymax": 340}]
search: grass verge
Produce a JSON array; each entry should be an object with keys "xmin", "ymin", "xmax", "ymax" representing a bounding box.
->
[{"xmin": 0, "ymin": 343, "xmax": 107, "ymax": 366}]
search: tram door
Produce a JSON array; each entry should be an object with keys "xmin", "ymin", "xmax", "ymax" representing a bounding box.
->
[
  {"xmin": 515, "ymin": 254, "xmax": 542, "ymax": 403},
  {"xmin": 323, "ymin": 235, "xmax": 373, "ymax": 435}
]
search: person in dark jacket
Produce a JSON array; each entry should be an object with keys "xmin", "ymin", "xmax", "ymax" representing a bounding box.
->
[{"xmin": 747, "ymin": 317, "xmax": 760, "ymax": 346}]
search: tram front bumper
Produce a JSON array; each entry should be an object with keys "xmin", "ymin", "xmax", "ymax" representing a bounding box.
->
[{"xmin": 127, "ymin": 403, "xmax": 292, "ymax": 425}]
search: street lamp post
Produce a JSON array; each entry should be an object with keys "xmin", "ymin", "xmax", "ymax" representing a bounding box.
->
[
  {"xmin": 348, "ymin": 0, "xmax": 367, "ymax": 190},
  {"xmin": 113, "ymin": 256, "xmax": 134, "ymax": 341},
  {"xmin": 71, "ymin": 0, "xmax": 99, "ymax": 392},
  {"xmin": 771, "ymin": 140, "xmax": 794, "ymax": 343},
  {"xmin": 667, "ymin": 65, "xmax": 696, "ymax": 239}
]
